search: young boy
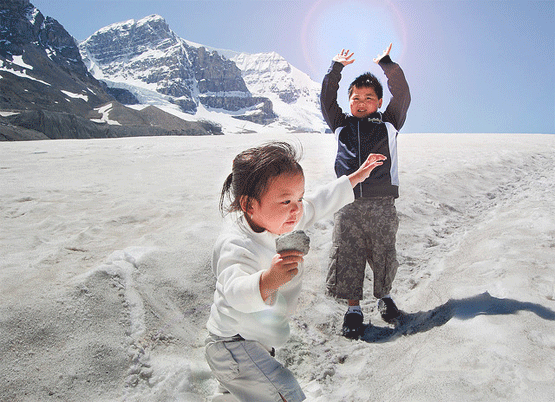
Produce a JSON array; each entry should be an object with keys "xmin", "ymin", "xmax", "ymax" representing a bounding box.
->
[{"xmin": 321, "ymin": 44, "xmax": 411, "ymax": 339}]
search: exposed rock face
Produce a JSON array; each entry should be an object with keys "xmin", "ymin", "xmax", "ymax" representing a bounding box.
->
[
  {"xmin": 0, "ymin": 1, "xmax": 222, "ymax": 140},
  {"xmin": 1, "ymin": 0, "xmax": 83, "ymax": 76},
  {"xmin": 1, "ymin": 1, "xmax": 323, "ymax": 139},
  {"xmin": 80, "ymin": 16, "xmax": 197, "ymax": 110},
  {"xmin": 79, "ymin": 15, "xmax": 276, "ymax": 124},
  {"xmin": 105, "ymin": 87, "xmax": 140, "ymax": 105},
  {"xmin": 194, "ymin": 46, "xmax": 248, "ymax": 94},
  {"xmin": 0, "ymin": 0, "xmax": 112, "ymax": 116},
  {"xmin": 1, "ymin": 103, "xmax": 222, "ymax": 140}
]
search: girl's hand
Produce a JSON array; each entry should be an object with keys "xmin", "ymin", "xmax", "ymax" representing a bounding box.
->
[
  {"xmin": 348, "ymin": 153, "xmax": 387, "ymax": 188},
  {"xmin": 260, "ymin": 250, "xmax": 304, "ymax": 303},
  {"xmin": 333, "ymin": 49, "xmax": 355, "ymax": 66}
]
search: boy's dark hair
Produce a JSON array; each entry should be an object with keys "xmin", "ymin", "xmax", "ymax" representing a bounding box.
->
[
  {"xmin": 219, "ymin": 141, "xmax": 304, "ymax": 215},
  {"xmin": 348, "ymin": 72, "xmax": 383, "ymax": 100}
]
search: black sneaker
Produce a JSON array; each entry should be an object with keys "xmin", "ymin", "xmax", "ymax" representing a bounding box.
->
[
  {"xmin": 378, "ymin": 297, "xmax": 401, "ymax": 323},
  {"xmin": 342, "ymin": 310, "xmax": 365, "ymax": 339}
]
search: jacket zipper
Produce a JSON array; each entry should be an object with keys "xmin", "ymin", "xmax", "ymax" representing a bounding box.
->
[{"xmin": 357, "ymin": 121, "xmax": 363, "ymax": 197}]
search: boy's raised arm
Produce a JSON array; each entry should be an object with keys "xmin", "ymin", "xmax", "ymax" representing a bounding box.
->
[
  {"xmin": 320, "ymin": 49, "xmax": 352, "ymax": 132},
  {"xmin": 376, "ymin": 44, "xmax": 411, "ymax": 130},
  {"xmin": 373, "ymin": 43, "xmax": 392, "ymax": 64}
]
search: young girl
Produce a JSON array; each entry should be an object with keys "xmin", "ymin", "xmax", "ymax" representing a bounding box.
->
[{"xmin": 205, "ymin": 141, "xmax": 385, "ymax": 402}]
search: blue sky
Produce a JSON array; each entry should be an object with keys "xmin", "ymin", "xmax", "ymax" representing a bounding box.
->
[{"xmin": 30, "ymin": 0, "xmax": 554, "ymax": 134}]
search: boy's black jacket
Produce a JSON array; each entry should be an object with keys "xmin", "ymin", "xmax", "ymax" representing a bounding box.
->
[{"xmin": 320, "ymin": 56, "xmax": 411, "ymax": 199}]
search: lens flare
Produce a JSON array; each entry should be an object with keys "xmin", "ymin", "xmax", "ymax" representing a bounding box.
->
[{"xmin": 301, "ymin": 0, "xmax": 407, "ymax": 80}]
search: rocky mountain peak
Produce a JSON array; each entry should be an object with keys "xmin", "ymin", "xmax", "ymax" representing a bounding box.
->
[
  {"xmin": 1, "ymin": 0, "xmax": 37, "ymax": 51},
  {"xmin": 2, "ymin": 2, "xmax": 325, "ymax": 139},
  {"xmin": 84, "ymin": 15, "xmax": 175, "ymax": 67},
  {"xmin": 0, "ymin": 1, "xmax": 222, "ymax": 140},
  {"xmin": 1, "ymin": 0, "xmax": 111, "ymax": 116},
  {"xmin": 230, "ymin": 51, "xmax": 324, "ymax": 131},
  {"xmin": 1, "ymin": 0, "xmax": 87, "ymax": 76},
  {"xmin": 79, "ymin": 15, "xmax": 275, "ymax": 123},
  {"xmin": 233, "ymin": 51, "xmax": 291, "ymax": 75}
]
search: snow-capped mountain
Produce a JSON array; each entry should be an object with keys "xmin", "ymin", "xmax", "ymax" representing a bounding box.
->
[
  {"xmin": 0, "ymin": 0, "xmax": 220, "ymax": 140},
  {"xmin": 230, "ymin": 51, "xmax": 326, "ymax": 132},
  {"xmin": 79, "ymin": 15, "xmax": 325, "ymax": 133},
  {"xmin": 1, "ymin": 3, "xmax": 325, "ymax": 139},
  {"xmin": 79, "ymin": 15, "xmax": 276, "ymax": 131}
]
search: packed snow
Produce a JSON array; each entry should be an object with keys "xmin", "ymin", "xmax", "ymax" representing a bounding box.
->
[
  {"xmin": 91, "ymin": 103, "xmax": 122, "ymax": 125},
  {"xmin": 1, "ymin": 132, "xmax": 554, "ymax": 402},
  {"xmin": 0, "ymin": 58, "xmax": 51, "ymax": 86},
  {"xmin": 61, "ymin": 90, "xmax": 90, "ymax": 102},
  {"xmin": 0, "ymin": 111, "xmax": 20, "ymax": 117},
  {"xmin": 11, "ymin": 55, "xmax": 34, "ymax": 70}
]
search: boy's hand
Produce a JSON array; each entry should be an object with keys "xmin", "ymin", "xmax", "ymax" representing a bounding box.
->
[
  {"xmin": 373, "ymin": 43, "xmax": 393, "ymax": 64},
  {"xmin": 348, "ymin": 153, "xmax": 387, "ymax": 188},
  {"xmin": 260, "ymin": 250, "xmax": 304, "ymax": 303},
  {"xmin": 333, "ymin": 49, "xmax": 355, "ymax": 66}
]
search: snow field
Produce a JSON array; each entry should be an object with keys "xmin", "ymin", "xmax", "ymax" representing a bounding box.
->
[{"xmin": 1, "ymin": 132, "xmax": 554, "ymax": 401}]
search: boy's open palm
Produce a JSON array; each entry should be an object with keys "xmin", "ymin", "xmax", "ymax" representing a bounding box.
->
[{"xmin": 333, "ymin": 49, "xmax": 355, "ymax": 66}]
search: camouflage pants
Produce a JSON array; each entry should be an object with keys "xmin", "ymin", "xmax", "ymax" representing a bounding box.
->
[{"xmin": 326, "ymin": 196, "xmax": 399, "ymax": 300}]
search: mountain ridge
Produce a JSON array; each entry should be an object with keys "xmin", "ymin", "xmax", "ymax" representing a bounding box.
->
[
  {"xmin": 1, "ymin": 2, "xmax": 325, "ymax": 140},
  {"xmin": 79, "ymin": 14, "xmax": 325, "ymax": 133},
  {"xmin": 0, "ymin": 0, "xmax": 222, "ymax": 140}
]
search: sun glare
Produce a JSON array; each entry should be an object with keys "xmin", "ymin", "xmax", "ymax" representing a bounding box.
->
[{"xmin": 301, "ymin": 0, "xmax": 406, "ymax": 81}]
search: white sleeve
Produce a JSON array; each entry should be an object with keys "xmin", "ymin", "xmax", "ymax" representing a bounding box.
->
[
  {"xmin": 298, "ymin": 175, "xmax": 354, "ymax": 229},
  {"xmin": 213, "ymin": 238, "xmax": 270, "ymax": 314}
]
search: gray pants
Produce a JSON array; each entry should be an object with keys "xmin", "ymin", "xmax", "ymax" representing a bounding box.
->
[
  {"xmin": 326, "ymin": 197, "xmax": 399, "ymax": 300},
  {"xmin": 205, "ymin": 334, "xmax": 305, "ymax": 402}
]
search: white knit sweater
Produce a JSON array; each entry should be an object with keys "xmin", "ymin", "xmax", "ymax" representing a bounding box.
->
[{"xmin": 206, "ymin": 175, "xmax": 354, "ymax": 347}]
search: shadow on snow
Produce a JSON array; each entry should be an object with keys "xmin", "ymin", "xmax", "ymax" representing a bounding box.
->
[{"xmin": 361, "ymin": 292, "xmax": 555, "ymax": 343}]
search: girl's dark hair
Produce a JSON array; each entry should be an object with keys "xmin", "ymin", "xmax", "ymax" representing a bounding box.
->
[
  {"xmin": 219, "ymin": 141, "xmax": 304, "ymax": 215},
  {"xmin": 348, "ymin": 72, "xmax": 383, "ymax": 100}
]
